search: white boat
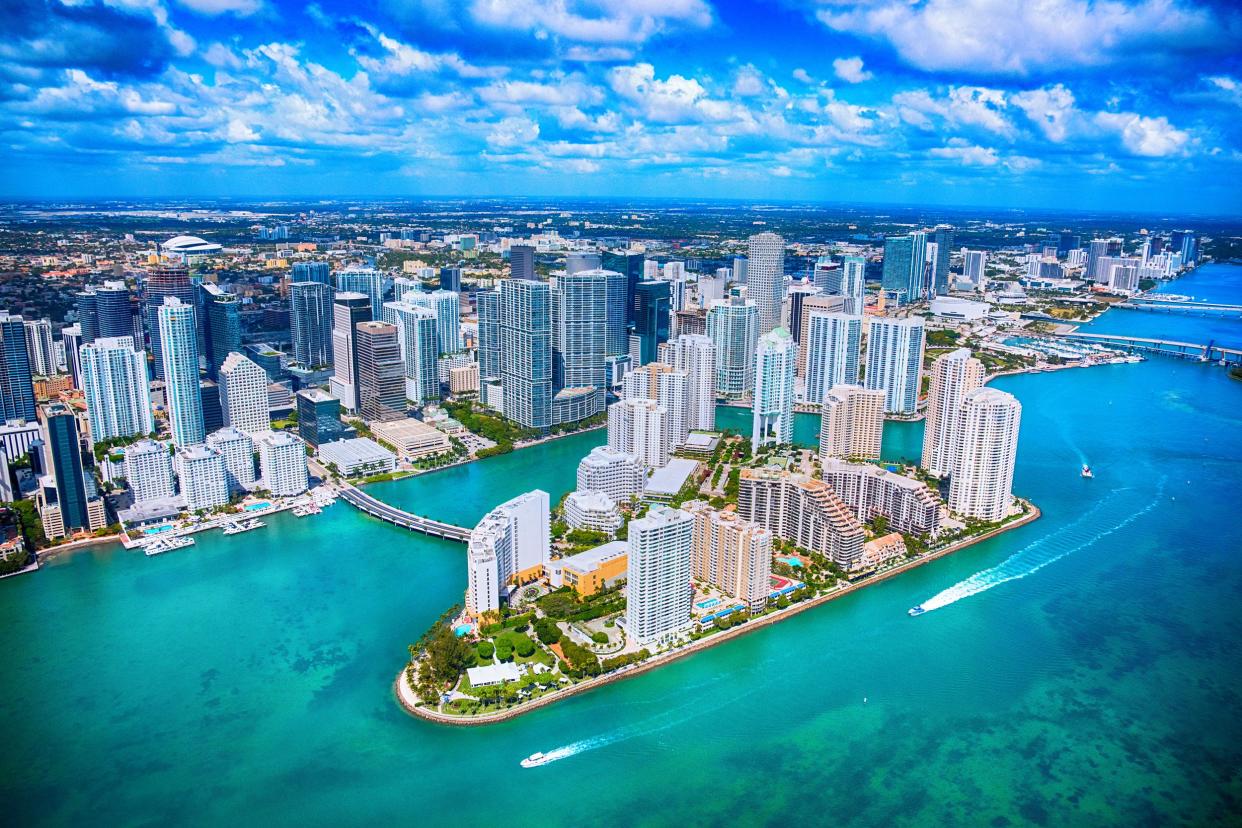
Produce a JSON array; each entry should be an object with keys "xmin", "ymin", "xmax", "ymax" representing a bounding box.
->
[
  {"xmin": 145, "ymin": 536, "xmax": 195, "ymax": 556},
  {"xmin": 1081, "ymin": 464, "xmax": 1093, "ymax": 478},
  {"xmin": 292, "ymin": 504, "xmax": 321, "ymax": 517},
  {"xmin": 223, "ymin": 518, "xmax": 265, "ymax": 536},
  {"xmin": 520, "ymin": 752, "xmax": 550, "ymax": 769}
]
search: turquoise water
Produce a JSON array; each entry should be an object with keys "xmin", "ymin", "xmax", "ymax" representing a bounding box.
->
[
  {"xmin": 1, "ymin": 265, "xmax": 1240, "ymax": 826},
  {"xmin": 244, "ymin": 502, "xmax": 271, "ymax": 512},
  {"xmin": 777, "ymin": 555, "xmax": 803, "ymax": 568}
]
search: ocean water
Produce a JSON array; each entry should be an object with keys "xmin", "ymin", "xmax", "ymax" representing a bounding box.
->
[{"xmin": 1, "ymin": 265, "xmax": 1239, "ymax": 827}]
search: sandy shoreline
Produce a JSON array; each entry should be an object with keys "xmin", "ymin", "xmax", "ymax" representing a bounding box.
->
[{"xmin": 395, "ymin": 501, "xmax": 1042, "ymax": 727}]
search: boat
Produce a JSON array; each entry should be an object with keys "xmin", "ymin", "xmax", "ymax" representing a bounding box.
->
[
  {"xmin": 1081, "ymin": 464, "xmax": 1093, "ymax": 478},
  {"xmin": 223, "ymin": 518, "xmax": 265, "ymax": 536},
  {"xmin": 292, "ymin": 504, "xmax": 322, "ymax": 517},
  {"xmin": 145, "ymin": 536, "xmax": 195, "ymax": 557},
  {"xmin": 908, "ymin": 605, "xmax": 925, "ymax": 617},
  {"xmin": 520, "ymin": 752, "xmax": 550, "ymax": 769}
]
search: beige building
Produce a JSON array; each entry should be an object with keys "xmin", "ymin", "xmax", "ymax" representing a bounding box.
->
[
  {"xmin": 369, "ymin": 417, "xmax": 451, "ymax": 460},
  {"xmin": 922, "ymin": 348, "xmax": 985, "ymax": 478},
  {"xmin": 448, "ymin": 363, "xmax": 480, "ymax": 394},
  {"xmin": 684, "ymin": 501, "xmax": 772, "ymax": 611},
  {"xmin": 737, "ymin": 467, "xmax": 865, "ymax": 570},
  {"xmin": 819, "ymin": 384, "xmax": 884, "ymax": 460}
]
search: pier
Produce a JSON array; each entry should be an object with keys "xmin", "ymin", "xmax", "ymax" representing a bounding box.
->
[
  {"xmin": 338, "ymin": 484, "xmax": 471, "ymax": 542},
  {"xmin": 1061, "ymin": 332, "xmax": 1242, "ymax": 366}
]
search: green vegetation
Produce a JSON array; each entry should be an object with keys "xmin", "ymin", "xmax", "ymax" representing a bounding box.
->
[
  {"xmin": 11, "ymin": 500, "xmax": 48, "ymax": 550},
  {"xmin": 926, "ymin": 329, "xmax": 961, "ymax": 347},
  {"xmin": 558, "ymin": 637, "xmax": 601, "ymax": 678},
  {"xmin": 92, "ymin": 432, "xmax": 155, "ymax": 463},
  {"xmin": 533, "ymin": 617, "xmax": 561, "ymax": 644},
  {"xmin": 536, "ymin": 585, "xmax": 625, "ymax": 623},
  {"xmin": 443, "ymin": 400, "xmax": 539, "ymax": 455}
]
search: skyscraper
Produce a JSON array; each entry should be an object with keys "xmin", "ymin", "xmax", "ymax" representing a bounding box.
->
[
  {"xmin": 124, "ymin": 439, "xmax": 175, "ymax": 503},
  {"xmin": 23, "ymin": 319, "xmax": 55, "ymax": 377},
  {"xmin": 706, "ymin": 294, "xmax": 758, "ymax": 398},
  {"xmin": 406, "ymin": 290, "xmax": 461, "ymax": 355},
  {"xmin": 158, "ymin": 297, "xmax": 204, "ymax": 447},
  {"xmin": 176, "ymin": 444, "xmax": 229, "ymax": 511},
  {"xmin": 663, "ymin": 334, "xmax": 716, "ymax": 432},
  {"xmin": 963, "ymin": 250, "xmax": 988, "ymax": 289},
  {"xmin": 786, "ymin": 282, "xmax": 821, "ymax": 344},
  {"xmin": 500, "ymin": 279, "xmax": 552, "ymax": 430},
  {"xmin": 632, "ymin": 280, "xmax": 671, "ymax": 366},
  {"xmin": 508, "ymin": 244, "xmax": 535, "ymax": 282},
  {"xmin": 949, "ymin": 388, "xmax": 1022, "ymax": 521},
  {"xmin": 439, "ymin": 267, "xmax": 462, "ymax": 293},
  {"xmin": 80, "ymin": 336, "xmax": 154, "ymax": 442},
  {"xmin": 295, "ymin": 389, "xmax": 351, "ymax": 448},
  {"xmin": 76, "ymin": 289, "xmax": 99, "ymax": 344},
  {"xmin": 354, "ymin": 321, "xmax": 406, "ymax": 422},
  {"xmin": 553, "ymin": 270, "xmax": 608, "ymax": 390},
  {"xmin": 603, "ymin": 252, "xmax": 644, "ymax": 327},
  {"xmin": 565, "ymin": 252, "xmax": 601, "ymax": 274},
  {"xmin": 0, "ymin": 313, "xmax": 37, "ymax": 422},
  {"xmin": 383, "ymin": 301, "xmax": 439, "ymax": 405},
  {"xmin": 804, "ymin": 312, "xmax": 862, "ymax": 404},
  {"xmin": 752, "ymin": 327, "xmax": 795, "ymax": 453},
  {"xmin": 475, "ymin": 289, "xmax": 501, "ymax": 381},
  {"xmin": 290, "ymin": 281, "xmax": 334, "ymax": 368},
  {"xmin": 607, "ymin": 397, "xmax": 668, "ymax": 468},
  {"xmin": 335, "ymin": 268, "xmax": 385, "ymax": 320},
  {"xmin": 578, "ymin": 268, "xmax": 630, "ymax": 357},
  {"xmin": 828, "ymin": 256, "xmax": 867, "ymax": 315},
  {"xmin": 819, "ymin": 385, "xmax": 885, "ymax": 460},
  {"xmin": 199, "ymin": 283, "xmax": 241, "ymax": 379},
  {"xmin": 144, "ymin": 265, "xmax": 195, "ymax": 380},
  {"xmin": 256, "ymin": 430, "xmax": 308, "ymax": 497},
  {"xmin": 747, "ymin": 231, "xmax": 785, "ymax": 334},
  {"xmin": 881, "ymin": 233, "xmax": 927, "ymax": 303},
  {"xmin": 625, "ymin": 505, "xmax": 694, "ymax": 646},
  {"xmin": 206, "ymin": 426, "xmax": 256, "ymax": 492},
  {"xmin": 796, "ymin": 294, "xmax": 847, "ymax": 376},
  {"xmin": 685, "ymin": 501, "xmax": 772, "ymax": 611},
  {"xmin": 328, "ymin": 292, "xmax": 371, "ymax": 412},
  {"xmin": 465, "ymin": 490, "xmax": 550, "ymax": 615},
  {"xmin": 95, "ymin": 281, "xmax": 135, "ymax": 340},
  {"xmin": 41, "ymin": 402, "xmax": 92, "ymax": 532},
  {"xmin": 865, "ymin": 317, "xmax": 925, "ymax": 415},
  {"xmin": 292, "ymin": 261, "xmax": 331, "ymax": 285},
  {"xmin": 932, "ymin": 226, "xmax": 955, "ymax": 296},
  {"xmin": 622, "ymin": 363, "xmax": 689, "ymax": 451},
  {"xmin": 61, "ymin": 324, "xmax": 83, "ymax": 390},
  {"xmin": 218, "ymin": 353, "xmax": 271, "ymax": 437},
  {"xmin": 922, "ymin": 348, "xmax": 985, "ymax": 478}
]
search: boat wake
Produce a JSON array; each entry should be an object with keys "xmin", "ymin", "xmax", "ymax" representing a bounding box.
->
[{"xmin": 913, "ymin": 482, "xmax": 1164, "ymax": 616}]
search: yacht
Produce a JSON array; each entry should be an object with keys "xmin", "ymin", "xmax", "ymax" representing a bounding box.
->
[
  {"xmin": 520, "ymin": 752, "xmax": 550, "ymax": 769},
  {"xmin": 145, "ymin": 536, "xmax": 195, "ymax": 556},
  {"xmin": 908, "ymin": 605, "xmax": 926, "ymax": 617},
  {"xmin": 1081, "ymin": 465, "xmax": 1093, "ymax": 478},
  {"xmin": 223, "ymin": 518, "xmax": 265, "ymax": 536}
]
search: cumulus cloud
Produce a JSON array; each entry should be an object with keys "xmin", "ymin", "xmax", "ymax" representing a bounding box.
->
[
  {"xmin": 832, "ymin": 56, "xmax": 871, "ymax": 84},
  {"xmin": 487, "ymin": 116, "xmax": 540, "ymax": 147},
  {"xmin": 1094, "ymin": 112, "xmax": 1190, "ymax": 156},
  {"xmin": 893, "ymin": 86, "xmax": 1013, "ymax": 136}
]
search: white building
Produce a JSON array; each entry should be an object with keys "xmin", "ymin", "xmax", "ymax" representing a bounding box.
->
[
  {"xmin": 747, "ymin": 231, "xmax": 785, "ymax": 334},
  {"xmin": 318, "ymin": 437, "xmax": 396, "ymax": 477},
  {"xmin": 24, "ymin": 319, "xmax": 56, "ymax": 376},
  {"xmin": 205, "ymin": 427, "xmax": 255, "ymax": 493},
  {"xmin": 663, "ymin": 334, "xmax": 716, "ymax": 432},
  {"xmin": 622, "ymin": 363, "xmax": 689, "ymax": 450},
  {"xmin": 624, "ymin": 505, "xmax": 694, "ymax": 646},
  {"xmin": 707, "ymin": 295, "xmax": 758, "ymax": 397},
  {"xmin": 607, "ymin": 398, "xmax": 668, "ymax": 469},
  {"xmin": 963, "ymin": 249, "xmax": 987, "ymax": 289},
  {"xmin": 176, "ymin": 444, "xmax": 229, "ymax": 512},
  {"xmin": 752, "ymin": 327, "xmax": 795, "ymax": 453},
  {"xmin": 922, "ymin": 348, "xmax": 985, "ymax": 478},
  {"xmin": 929, "ymin": 297, "xmax": 990, "ymax": 322},
  {"xmin": 576, "ymin": 445, "xmax": 645, "ymax": 504},
  {"xmin": 159, "ymin": 297, "xmax": 204, "ymax": 447},
  {"xmin": 819, "ymin": 384, "xmax": 885, "ymax": 461},
  {"xmin": 124, "ymin": 439, "xmax": 175, "ymax": 503},
  {"xmin": 949, "ymin": 388, "xmax": 1022, "ymax": 521},
  {"xmin": 383, "ymin": 301, "xmax": 439, "ymax": 405},
  {"xmin": 563, "ymin": 490, "xmax": 622, "ymax": 535},
  {"xmin": 369, "ymin": 417, "xmax": 450, "ymax": 460},
  {"xmin": 80, "ymin": 336, "xmax": 154, "ymax": 443},
  {"xmin": 804, "ymin": 312, "xmax": 862, "ymax": 404},
  {"xmin": 218, "ymin": 352, "xmax": 271, "ymax": 437},
  {"xmin": 465, "ymin": 490, "xmax": 551, "ymax": 615},
  {"xmin": 865, "ymin": 317, "xmax": 925, "ymax": 415},
  {"xmin": 255, "ymin": 430, "xmax": 309, "ymax": 496},
  {"xmin": 406, "ymin": 289, "xmax": 461, "ymax": 355}
]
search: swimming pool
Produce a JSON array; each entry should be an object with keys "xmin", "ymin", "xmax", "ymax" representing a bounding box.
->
[
  {"xmin": 453, "ymin": 624, "xmax": 472, "ymax": 637},
  {"xmin": 695, "ymin": 598, "xmax": 721, "ymax": 610},
  {"xmin": 244, "ymin": 502, "xmax": 271, "ymax": 512},
  {"xmin": 776, "ymin": 555, "xmax": 803, "ymax": 568},
  {"xmin": 143, "ymin": 525, "xmax": 173, "ymax": 536}
]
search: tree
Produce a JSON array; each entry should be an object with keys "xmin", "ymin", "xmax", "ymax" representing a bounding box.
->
[
  {"xmin": 534, "ymin": 617, "xmax": 561, "ymax": 645},
  {"xmin": 425, "ymin": 627, "xmax": 474, "ymax": 685}
]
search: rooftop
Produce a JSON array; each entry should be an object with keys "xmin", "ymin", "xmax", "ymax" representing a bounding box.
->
[
  {"xmin": 644, "ymin": 458, "xmax": 700, "ymax": 497},
  {"xmin": 561, "ymin": 539, "xmax": 630, "ymax": 571}
]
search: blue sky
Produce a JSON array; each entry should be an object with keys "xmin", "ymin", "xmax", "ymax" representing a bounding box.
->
[{"xmin": 2, "ymin": 0, "xmax": 1240, "ymax": 213}]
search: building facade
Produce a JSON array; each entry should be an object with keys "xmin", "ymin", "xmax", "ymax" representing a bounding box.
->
[
  {"xmin": 80, "ymin": 336, "xmax": 154, "ymax": 442},
  {"xmin": 865, "ymin": 317, "xmax": 925, "ymax": 415},
  {"xmin": 819, "ymin": 384, "xmax": 885, "ymax": 461},
  {"xmin": 625, "ymin": 505, "xmax": 694, "ymax": 646},
  {"xmin": 158, "ymin": 298, "xmax": 204, "ymax": 447},
  {"xmin": 922, "ymin": 348, "xmax": 985, "ymax": 478},
  {"xmin": 752, "ymin": 327, "xmax": 795, "ymax": 453},
  {"xmin": 949, "ymin": 388, "xmax": 1022, "ymax": 521}
]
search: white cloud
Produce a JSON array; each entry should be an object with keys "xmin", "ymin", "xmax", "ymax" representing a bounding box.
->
[
  {"xmin": 224, "ymin": 118, "xmax": 259, "ymax": 142},
  {"xmin": 892, "ymin": 86, "xmax": 1013, "ymax": 136},
  {"xmin": 792, "ymin": 68, "xmax": 813, "ymax": 84},
  {"xmin": 929, "ymin": 142, "xmax": 999, "ymax": 166},
  {"xmin": 467, "ymin": 0, "xmax": 713, "ymax": 44},
  {"xmin": 175, "ymin": 0, "xmax": 263, "ymax": 17},
  {"xmin": 733, "ymin": 65, "xmax": 766, "ymax": 97},
  {"xmin": 203, "ymin": 43, "xmax": 244, "ymax": 70},
  {"xmin": 487, "ymin": 116, "xmax": 540, "ymax": 148},
  {"xmin": 832, "ymin": 56, "xmax": 871, "ymax": 84},
  {"xmin": 608, "ymin": 63, "xmax": 740, "ymax": 124},
  {"xmin": 1011, "ymin": 84, "xmax": 1076, "ymax": 141},
  {"xmin": 1094, "ymin": 112, "xmax": 1190, "ymax": 156}
]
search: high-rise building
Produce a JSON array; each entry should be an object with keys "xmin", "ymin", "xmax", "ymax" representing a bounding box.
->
[
  {"xmin": 706, "ymin": 294, "xmax": 758, "ymax": 398},
  {"xmin": 623, "ymin": 363, "xmax": 688, "ymax": 450},
  {"xmin": 199, "ymin": 379, "xmax": 223, "ymax": 434},
  {"xmin": 508, "ymin": 244, "xmax": 535, "ymax": 281},
  {"xmin": 335, "ymin": 268, "xmax": 385, "ymax": 320},
  {"xmin": 881, "ymin": 233, "xmax": 928, "ymax": 303},
  {"xmin": 80, "ymin": 336, "xmax": 153, "ymax": 442},
  {"xmin": 465, "ymin": 490, "xmax": 550, "ymax": 615},
  {"xmin": 176, "ymin": 444, "xmax": 229, "ymax": 511},
  {"xmin": 732, "ymin": 256, "xmax": 748, "ymax": 285},
  {"xmin": 144, "ymin": 266, "xmax": 195, "ymax": 380},
  {"xmin": 607, "ymin": 397, "xmax": 668, "ymax": 468},
  {"xmin": 553, "ymin": 271, "xmax": 608, "ymax": 390},
  {"xmin": 932, "ymin": 226, "xmax": 955, "ymax": 296},
  {"xmin": 949, "ymin": 388, "xmax": 1022, "ymax": 521},
  {"xmin": 624, "ymin": 505, "xmax": 694, "ymax": 646},
  {"xmin": 737, "ymin": 467, "xmax": 866, "ymax": 570},
  {"xmin": 804, "ymin": 312, "xmax": 862, "ymax": 404},
  {"xmin": 922, "ymin": 348, "xmax": 985, "ymax": 478},
  {"xmin": 292, "ymin": 261, "xmax": 331, "ymax": 285},
  {"xmin": 475, "ymin": 288, "xmax": 502, "ymax": 382},
  {"xmin": 76, "ymin": 289, "xmax": 99, "ymax": 344},
  {"xmin": 406, "ymin": 290, "xmax": 461, "ymax": 355},
  {"xmin": 746, "ymin": 232, "xmax": 785, "ymax": 335},
  {"xmin": 819, "ymin": 384, "xmax": 884, "ymax": 461},
  {"xmin": 796, "ymin": 294, "xmax": 847, "ymax": 377},
  {"xmin": 663, "ymin": 334, "xmax": 715, "ymax": 432},
  {"xmin": 199, "ymin": 283, "xmax": 241, "ymax": 379},
  {"xmin": 218, "ymin": 353, "xmax": 270, "ymax": 437},
  {"xmin": 329, "ymin": 291, "xmax": 372, "ymax": 412},
  {"xmin": 354, "ymin": 321, "xmax": 406, "ymax": 422},
  {"xmin": 295, "ymin": 388, "xmax": 352, "ymax": 448},
  {"xmin": 383, "ymin": 301, "xmax": 439, "ymax": 405},
  {"xmin": 576, "ymin": 445, "xmax": 645, "ymax": 504},
  {"xmin": 685, "ymin": 501, "xmax": 772, "ymax": 611},
  {"xmin": 1171, "ymin": 230, "xmax": 1198, "ymax": 266},
  {"xmin": 256, "ymin": 430, "xmax": 308, "ymax": 496},
  {"xmin": 786, "ymin": 282, "xmax": 821, "ymax": 345},
  {"xmin": 565, "ymin": 252, "xmax": 601, "ymax": 274},
  {"xmin": 124, "ymin": 439, "xmax": 175, "ymax": 503},
  {"xmin": 205, "ymin": 426, "xmax": 255, "ymax": 492},
  {"xmin": 0, "ymin": 313, "xmax": 36, "ymax": 422},
  {"xmin": 23, "ymin": 319, "xmax": 56, "ymax": 377},
  {"xmin": 865, "ymin": 317, "xmax": 925, "ymax": 415},
  {"xmin": 824, "ymin": 256, "xmax": 866, "ymax": 315},
  {"xmin": 1086, "ymin": 239, "xmax": 1111, "ymax": 281},
  {"xmin": 570, "ymin": 267, "xmax": 630, "ymax": 357},
  {"xmin": 963, "ymin": 250, "xmax": 988, "ymax": 288},
  {"xmin": 158, "ymin": 297, "xmax": 204, "ymax": 447},
  {"xmin": 603, "ymin": 252, "xmax": 644, "ymax": 327},
  {"xmin": 61, "ymin": 324, "xmax": 83, "ymax": 389},
  {"xmin": 40, "ymin": 402, "xmax": 93, "ymax": 533},
  {"xmin": 290, "ymin": 281, "xmax": 334, "ymax": 368},
  {"xmin": 95, "ymin": 281, "xmax": 135, "ymax": 340},
  {"xmin": 500, "ymin": 279, "xmax": 552, "ymax": 430},
  {"xmin": 439, "ymin": 267, "xmax": 462, "ymax": 293},
  {"xmin": 632, "ymin": 280, "xmax": 671, "ymax": 367},
  {"xmin": 752, "ymin": 327, "xmax": 795, "ymax": 453}
]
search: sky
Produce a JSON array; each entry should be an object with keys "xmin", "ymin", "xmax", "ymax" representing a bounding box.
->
[{"xmin": 2, "ymin": 0, "xmax": 1241, "ymax": 213}]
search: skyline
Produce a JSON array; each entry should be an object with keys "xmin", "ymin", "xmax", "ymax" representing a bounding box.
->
[{"xmin": 3, "ymin": 0, "xmax": 1241, "ymax": 214}]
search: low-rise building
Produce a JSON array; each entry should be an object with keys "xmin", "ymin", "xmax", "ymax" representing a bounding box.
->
[
  {"xmin": 448, "ymin": 363, "xmax": 480, "ymax": 395},
  {"xmin": 369, "ymin": 417, "xmax": 451, "ymax": 460},
  {"xmin": 557, "ymin": 540, "xmax": 629, "ymax": 596},
  {"xmin": 318, "ymin": 437, "xmax": 396, "ymax": 477},
  {"xmin": 563, "ymin": 490, "xmax": 622, "ymax": 535},
  {"xmin": 255, "ymin": 430, "xmax": 309, "ymax": 496},
  {"xmin": 821, "ymin": 459, "xmax": 942, "ymax": 536},
  {"xmin": 737, "ymin": 467, "xmax": 865, "ymax": 570},
  {"xmin": 861, "ymin": 532, "xmax": 907, "ymax": 569}
]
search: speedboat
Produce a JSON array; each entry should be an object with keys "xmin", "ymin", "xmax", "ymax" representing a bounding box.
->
[
  {"xmin": 1081, "ymin": 465, "xmax": 1093, "ymax": 478},
  {"xmin": 908, "ymin": 605, "xmax": 925, "ymax": 617},
  {"xmin": 520, "ymin": 752, "xmax": 550, "ymax": 769}
]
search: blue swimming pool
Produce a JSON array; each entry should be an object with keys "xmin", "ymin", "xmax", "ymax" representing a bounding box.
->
[
  {"xmin": 776, "ymin": 555, "xmax": 803, "ymax": 568},
  {"xmin": 453, "ymin": 624, "xmax": 472, "ymax": 637},
  {"xmin": 143, "ymin": 525, "xmax": 173, "ymax": 536},
  {"xmin": 695, "ymin": 598, "xmax": 721, "ymax": 610},
  {"xmin": 244, "ymin": 502, "xmax": 271, "ymax": 512}
]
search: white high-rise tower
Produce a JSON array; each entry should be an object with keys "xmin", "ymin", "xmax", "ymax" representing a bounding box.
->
[
  {"xmin": 864, "ymin": 317, "xmax": 925, "ymax": 415},
  {"xmin": 804, "ymin": 312, "xmax": 862, "ymax": 405},
  {"xmin": 218, "ymin": 352, "xmax": 270, "ymax": 437},
  {"xmin": 664, "ymin": 334, "xmax": 716, "ymax": 432},
  {"xmin": 747, "ymin": 232, "xmax": 785, "ymax": 334},
  {"xmin": 949, "ymin": 388, "xmax": 1021, "ymax": 521},
  {"xmin": 158, "ymin": 297, "xmax": 204, "ymax": 447},
  {"xmin": 752, "ymin": 327, "xmax": 795, "ymax": 453},
  {"xmin": 922, "ymin": 348, "xmax": 985, "ymax": 478},
  {"xmin": 80, "ymin": 336, "xmax": 153, "ymax": 442}
]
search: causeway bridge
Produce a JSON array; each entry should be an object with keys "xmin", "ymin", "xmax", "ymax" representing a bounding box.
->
[
  {"xmin": 1118, "ymin": 297, "xmax": 1242, "ymax": 317},
  {"xmin": 1061, "ymin": 332, "xmax": 1242, "ymax": 366},
  {"xmin": 338, "ymin": 484, "xmax": 471, "ymax": 542}
]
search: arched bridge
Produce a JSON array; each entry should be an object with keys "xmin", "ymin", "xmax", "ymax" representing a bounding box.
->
[
  {"xmin": 338, "ymin": 485, "xmax": 470, "ymax": 542},
  {"xmin": 1061, "ymin": 332, "xmax": 1242, "ymax": 366}
]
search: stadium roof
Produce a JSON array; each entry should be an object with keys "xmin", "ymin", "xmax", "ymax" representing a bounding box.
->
[{"xmin": 162, "ymin": 235, "xmax": 222, "ymax": 254}]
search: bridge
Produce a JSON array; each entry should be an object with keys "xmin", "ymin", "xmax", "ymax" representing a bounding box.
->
[
  {"xmin": 338, "ymin": 485, "xmax": 471, "ymax": 542},
  {"xmin": 1061, "ymin": 332, "xmax": 1242, "ymax": 366},
  {"xmin": 1118, "ymin": 296, "xmax": 1242, "ymax": 317}
]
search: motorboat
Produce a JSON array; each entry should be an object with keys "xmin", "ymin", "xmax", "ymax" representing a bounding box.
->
[
  {"xmin": 1081, "ymin": 465, "xmax": 1093, "ymax": 478},
  {"xmin": 908, "ymin": 605, "xmax": 926, "ymax": 617},
  {"xmin": 223, "ymin": 519, "xmax": 265, "ymax": 536},
  {"xmin": 520, "ymin": 752, "xmax": 550, "ymax": 769},
  {"xmin": 145, "ymin": 536, "xmax": 195, "ymax": 556}
]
